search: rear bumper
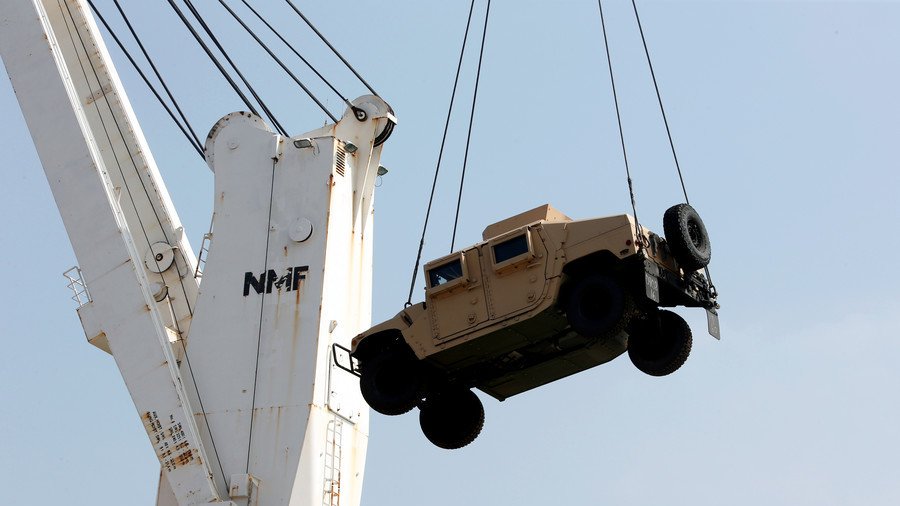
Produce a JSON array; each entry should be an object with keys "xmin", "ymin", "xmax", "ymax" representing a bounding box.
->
[
  {"xmin": 632, "ymin": 254, "xmax": 720, "ymax": 338},
  {"xmin": 639, "ymin": 256, "xmax": 716, "ymax": 309}
]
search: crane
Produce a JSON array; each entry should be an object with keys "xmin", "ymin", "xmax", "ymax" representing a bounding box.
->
[{"xmin": 0, "ymin": 1, "xmax": 396, "ymax": 504}]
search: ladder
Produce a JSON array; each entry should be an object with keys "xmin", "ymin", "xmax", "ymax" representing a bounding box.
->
[{"xmin": 322, "ymin": 417, "xmax": 344, "ymax": 506}]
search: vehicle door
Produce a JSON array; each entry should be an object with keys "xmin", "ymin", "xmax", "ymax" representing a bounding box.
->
[
  {"xmin": 424, "ymin": 247, "xmax": 489, "ymax": 342},
  {"xmin": 483, "ymin": 226, "xmax": 548, "ymax": 320}
]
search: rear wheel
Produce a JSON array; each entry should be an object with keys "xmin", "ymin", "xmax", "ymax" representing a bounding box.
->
[
  {"xmin": 419, "ymin": 389, "xmax": 485, "ymax": 450},
  {"xmin": 359, "ymin": 350, "xmax": 424, "ymax": 416},
  {"xmin": 627, "ymin": 310, "xmax": 692, "ymax": 377},
  {"xmin": 565, "ymin": 273, "xmax": 633, "ymax": 338},
  {"xmin": 663, "ymin": 203, "xmax": 711, "ymax": 272}
]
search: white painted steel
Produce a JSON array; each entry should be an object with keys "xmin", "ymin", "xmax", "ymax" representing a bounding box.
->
[
  {"xmin": 186, "ymin": 96, "xmax": 394, "ymax": 505},
  {"xmin": 0, "ymin": 0, "xmax": 219, "ymax": 502},
  {"xmin": 1, "ymin": 0, "xmax": 393, "ymax": 502}
]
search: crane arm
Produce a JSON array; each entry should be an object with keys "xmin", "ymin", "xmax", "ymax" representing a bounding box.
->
[{"xmin": 0, "ymin": 0, "xmax": 224, "ymax": 502}]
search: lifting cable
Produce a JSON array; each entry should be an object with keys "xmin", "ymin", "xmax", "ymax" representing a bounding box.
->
[
  {"xmin": 283, "ymin": 0, "xmax": 379, "ymax": 97},
  {"xmin": 58, "ymin": 0, "xmax": 227, "ymax": 488},
  {"xmin": 245, "ymin": 158, "xmax": 279, "ymax": 474},
  {"xmin": 630, "ymin": 0, "xmax": 716, "ymax": 295},
  {"xmin": 630, "ymin": 0, "xmax": 688, "ymax": 204},
  {"xmin": 599, "ymin": 0, "xmax": 717, "ymax": 294},
  {"xmin": 87, "ymin": 0, "xmax": 204, "ymax": 158},
  {"xmin": 405, "ymin": 0, "xmax": 478, "ymax": 307},
  {"xmin": 110, "ymin": 0, "xmax": 202, "ymax": 151},
  {"xmin": 180, "ymin": 0, "xmax": 288, "ymax": 135},
  {"xmin": 237, "ymin": 0, "xmax": 352, "ymax": 110},
  {"xmin": 450, "ymin": 0, "xmax": 491, "ymax": 253},
  {"xmin": 165, "ymin": 0, "xmax": 287, "ymax": 135},
  {"xmin": 597, "ymin": 0, "xmax": 643, "ymax": 243},
  {"xmin": 216, "ymin": 0, "xmax": 338, "ymax": 124}
]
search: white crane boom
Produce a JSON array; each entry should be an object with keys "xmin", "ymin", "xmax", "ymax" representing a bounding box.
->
[
  {"xmin": 0, "ymin": 0, "xmax": 220, "ymax": 502},
  {"xmin": 0, "ymin": 1, "xmax": 393, "ymax": 504}
]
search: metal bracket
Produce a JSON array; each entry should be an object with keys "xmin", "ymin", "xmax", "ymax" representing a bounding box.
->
[{"xmin": 332, "ymin": 343, "xmax": 360, "ymax": 377}]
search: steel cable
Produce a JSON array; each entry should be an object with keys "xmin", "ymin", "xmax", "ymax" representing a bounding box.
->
[
  {"xmin": 597, "ymin": 0, "xmax": 643, "ymax": 243},
  {"xmin": 110, "ymin": 0, "xmax": 203, "ymax": 150},
  {"xmin": 630, "ymin": 0, "xmax": 716, "ymax": 295},
  {"xmin": 405, "ymin": 0, "xmax": 478, "ymax": 307},
  {"xmin": 282, "ymin": 0, "xmax": 379, "ymax": 96},
  {"xmin": 217, "ymin": 0, "xmax": 338, "ymax": 123},
  {"xmin": 87, "ymin": 0, "xmax": 204, "ymax": 158},
  {"xmin": 630, "ymin": 0, "xmax": 689, "ymax": 204},
  {"xmin": 450, "ymin": 0, "xmax": 491, "ymax": 253},
  {"xmin": 238, "ymin": 0, "xmax": 351, "ymax": 109},
  {"xmin": 165, "ymin": 0, "xmax": 287, "ymax": 135},
  {"xmin": 180, "ymin": 0, "xmax": 288, "ymax": 135}
]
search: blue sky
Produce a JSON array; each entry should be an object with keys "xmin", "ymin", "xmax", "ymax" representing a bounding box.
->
[{"xmin": 2, "ymin": 1, "xmax": 899, "ymax": 504}]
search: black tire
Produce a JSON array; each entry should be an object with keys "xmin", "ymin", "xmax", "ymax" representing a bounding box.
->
[
  {"xmin": 565, "ymin": 273, "xmax": 633, "ymax": 339},
  {"xmin": 359, "ymin": 350, "xmax": 423, "ymax": 416},
  {"xmin": 419, "ymin": 389, "xmax": 485, "ymax": 450},
  {"xmin": 627, "ymin": 310, "xmax": 692, "ymax": 377},
  {"xmin": 663, "ymin": 203, "xmax": 711, "ymax": 272}
]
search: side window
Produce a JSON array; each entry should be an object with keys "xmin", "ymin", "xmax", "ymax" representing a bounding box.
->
[
  {"xmin": 425, "ymin": 252, "xmax": 469, "ymax": 296},
  {"xmin": 492, "ymin": 234, "xmax": 529, "ymax": 264},
  {"xmin": 428, "ymin": 258, "xmax": 464, "ymax": 288},
  {"xmin": 490, "ymin": 230, "xmax": 534, "ymax": 272}
]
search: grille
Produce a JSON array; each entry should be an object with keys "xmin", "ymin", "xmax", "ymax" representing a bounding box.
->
[{"xmin": 335, "ymin": 144, "xmax": 346, "ymax": 177}]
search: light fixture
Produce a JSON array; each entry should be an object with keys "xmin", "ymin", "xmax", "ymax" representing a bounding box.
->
[
  {"xmin": 293, "ymin": 138, "xmax": 313, "ymax": 149},
  {"xmin": 344, "ymin": 142, "xmax": 358, "ymax": 154},
  {"xmin": 377, "ymin": 165, "xmax": 388, "ymax": 176}
]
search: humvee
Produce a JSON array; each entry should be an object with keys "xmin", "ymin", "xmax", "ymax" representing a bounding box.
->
[{"xmin": 344, "ymin": 203, "xmax": 718, "ymax": 449}]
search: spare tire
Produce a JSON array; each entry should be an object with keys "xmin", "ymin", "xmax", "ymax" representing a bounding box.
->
[
  {"xmin": 663, "ymin": 203, "xmax": 711, "ymax": 272},
  {"xmin": 419, "ymin": 389, "xmax": 485, "ymax": 450}
]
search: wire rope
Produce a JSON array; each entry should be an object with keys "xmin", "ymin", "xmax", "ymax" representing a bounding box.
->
[
  {"xmin": 405, "ymin": 0, "xmax": 478, "ymax": 307},
  {"xmin": 597, "ymin": 0, "xmax": 643, "ymax": 243},
  {"xmin": 164, "ymin": 0, "xmax": 256, "ymax": 115},
  {"xmin": 630, "ymin": 0, "xmax": 716, "ymax": 295},
  {"xmin": 238, "ymin": 0, "xmax": 351, "ymax": 109},
  {"xmin": 244, "ymin": 159, "xmax": 278, "ymax": 474},
  {"xmin": 87, "ymin": 0, "xmax": 204, "ymax": 158},
  {"xmin": 180, "ymin": 0, "xmax": 288, "ymax": 135},
  {"xmin": 165, "ymin": 0, "xmax": 285, "ymax": 135},
  {"xmin": 630, "ymin": 0, "xmax": 688, "ymax": 204},
  {"xmin": 110, "ymin": 0, "xmax": 203, "ymax": 150},
  {"xmin": 217, "ymin": 0, "xmax": 338, "ymax": 123},
  {"xmin": 450, "ymin": 0, "xmax": 491, "ymax": 253},
  {"xmin": 282, "ymin": 0, "xmax": 379, "ymax": 96}
]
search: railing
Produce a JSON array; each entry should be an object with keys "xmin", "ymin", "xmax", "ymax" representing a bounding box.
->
[{"xmin": 63, "ymin": 266, "xmax": 91, "ymax": 307}]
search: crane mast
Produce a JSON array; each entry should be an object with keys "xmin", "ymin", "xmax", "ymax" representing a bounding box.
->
[{"xmin": 0, "ymin": 1, "xmax": 393, "ymax": 504}]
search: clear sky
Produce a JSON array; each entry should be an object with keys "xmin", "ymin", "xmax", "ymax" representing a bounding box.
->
[{"xmin": 2, "ymin": 1, "xmax": 899, "ymax": 504}]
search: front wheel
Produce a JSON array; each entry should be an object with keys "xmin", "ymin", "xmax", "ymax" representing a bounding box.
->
[
  {"xmin": 419, "ymin": 389, "xmax": 485, "ymax": 450},
  {"xmin": 627, "ymin": 310, "xmax": 692, "ymax": 377},
  {"xmin": 359, "ymin": 350, "xmax": 424, "ymax": 416}
]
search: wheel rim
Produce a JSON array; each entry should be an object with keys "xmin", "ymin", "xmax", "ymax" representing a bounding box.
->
[{"xmin": 687, "ymin": 219, "xmax": 705, "ymax": 248}]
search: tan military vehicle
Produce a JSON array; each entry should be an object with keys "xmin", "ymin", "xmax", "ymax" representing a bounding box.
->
[{"xmin": 346, "ymin": 203, "xmax": 718, "ymax": 449}]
